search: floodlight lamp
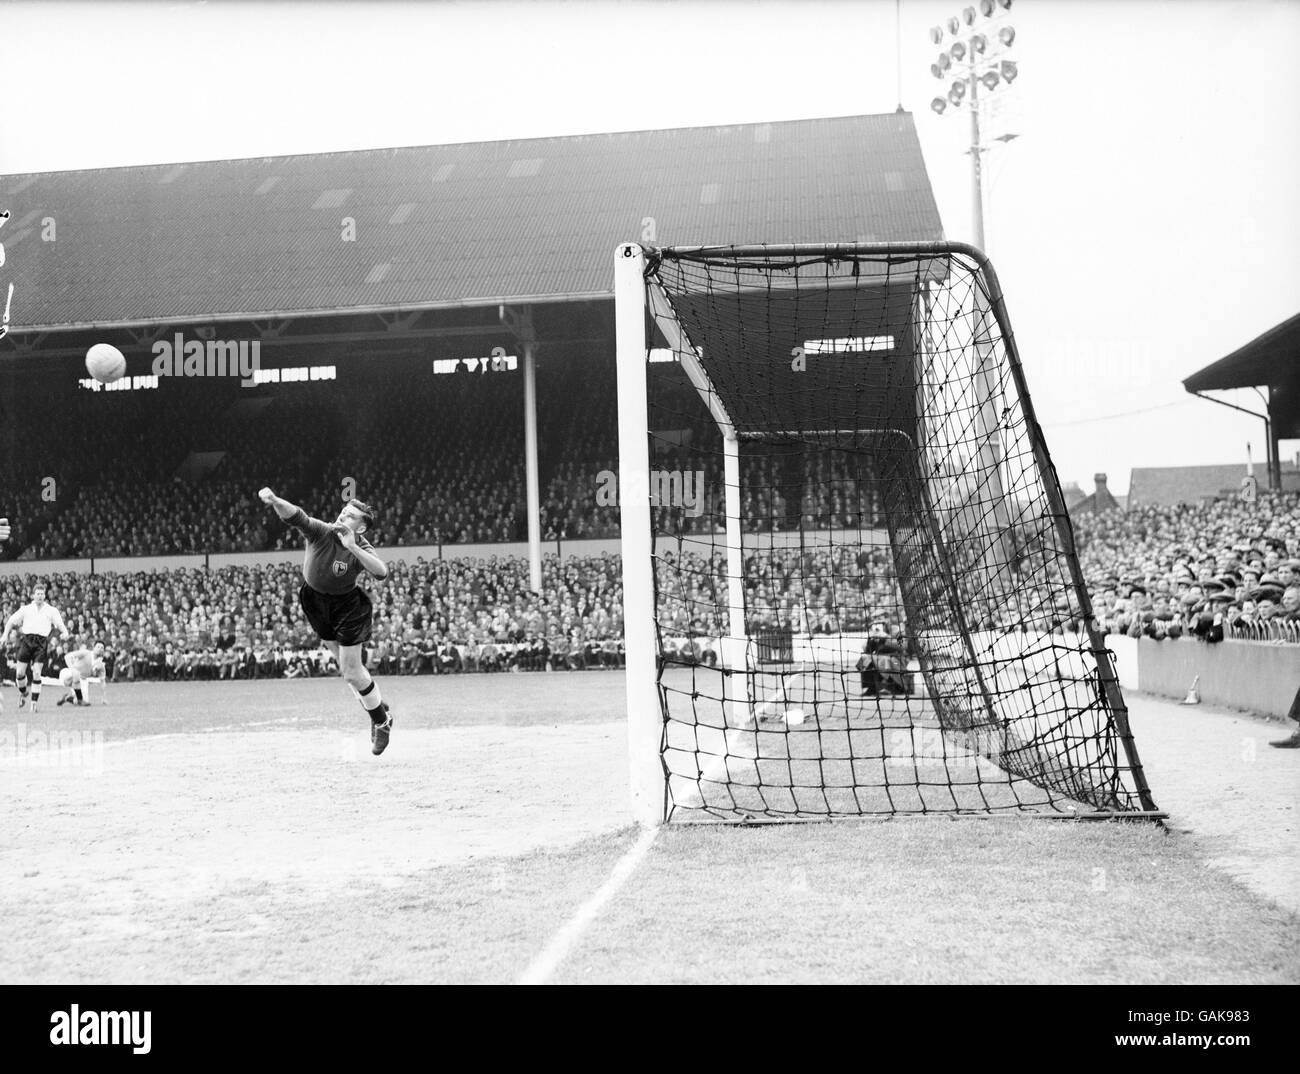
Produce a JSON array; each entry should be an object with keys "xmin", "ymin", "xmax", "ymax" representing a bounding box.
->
[
  {"xmin": 981, "ymin": 70, "xmax": 1000, "ymax": 91},
  {"xmin": 971, "ymin": 33, "xmax": 987, "ymax": 54},
  {"xmin": 999, "ymin": 25, "xmax": 1016, "ymax": 47},
  {"xmin": 980, "ymin": 0, "xmax": 995, "ymax": 15},
  {"xmin": 930, "ymin": 25, "xmax": 944, "ymax": 44},
  {"xmin": 948, "ymin": 81, "xmax": 967, "ymax": 105},
  {"xmin": 963, "ymin": 6, "xmax": 977, "ymax": 24},
  {"xmin": 951, "ymin": 41, "xmax": 967, "ymax": 61},
  {"xmin": 931, "ymin": 97, "xmax": 948, "ymax": 115},
  {"xmin": 1000, "ymin": 59, "xmax": 1018, "ymax": 82},
  {"xmin": 947, "ymin": 15, "xmax": 960, "ymax": 34}
]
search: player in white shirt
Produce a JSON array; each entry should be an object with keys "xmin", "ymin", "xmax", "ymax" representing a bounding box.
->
[
  {"xmin": 57, "ymin": 640, "xmax": 109, "ymax": 707},
  {"xmin": 2, "ymin": 584, "xmax": 71, "ymax": 713}
]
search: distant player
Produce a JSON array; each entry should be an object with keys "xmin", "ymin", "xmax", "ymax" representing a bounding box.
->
[
  {"xmin": 258, "ymin": 487, "xmax": 394, "ymax": 754},
  {"xmin": 57, "ymin": 640, "xmax": 109, "ymax": 707},
  {"xmin": 2, "ymin": 584, "xmax": 71, "ymax": 713}
]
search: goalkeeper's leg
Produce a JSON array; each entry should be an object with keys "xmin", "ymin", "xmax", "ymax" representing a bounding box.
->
[
  {"xmin": 335, "ymin": 641, "xmax": 393, "ymax": 756},
  {"xmin": 333, "ymin": 641, "xmax": 385, "ymax": 720}
]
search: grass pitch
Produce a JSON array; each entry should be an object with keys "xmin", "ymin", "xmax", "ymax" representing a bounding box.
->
[{"xmin": 0, "ymin": 671, "xmax": 1295, "ymax": 983}]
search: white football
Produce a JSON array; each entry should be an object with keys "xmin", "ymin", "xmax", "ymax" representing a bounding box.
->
[
  {"xmin": 785, "ymin": 708, "xmax": 807, "ymax": 726},
  {"xmin": 86, "ymin": 342, "xmax": 127, "ymax": 384}
]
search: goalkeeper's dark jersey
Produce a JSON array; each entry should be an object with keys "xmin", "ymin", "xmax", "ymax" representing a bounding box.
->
[{"xmin": 288, "ymin": 508, "xmax": 375, "ymax": 596}]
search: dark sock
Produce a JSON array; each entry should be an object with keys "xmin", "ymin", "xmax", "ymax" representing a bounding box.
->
[
  {"xmin": 74, "ymin": 688, "xmax": 84, "ymax": 703},
  {"xmin": 357, "ymin": 680, "xmax": 387, "ymax": 723}
]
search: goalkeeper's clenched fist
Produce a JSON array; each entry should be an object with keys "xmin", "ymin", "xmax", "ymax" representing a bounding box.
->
[{"xmin": 258, "ymin": 487, "xmax": 297, "ymax": 521}]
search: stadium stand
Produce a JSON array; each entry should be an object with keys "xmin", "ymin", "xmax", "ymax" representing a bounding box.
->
[
  {"xmin": 2, "ymin": 119, "xmax": 1296, "ymax": 685},
  {"xmin": 5, "ymin": 340, "xmax": 1300, "ymax": 675},
  {"xmin": 5, "ymin": 485, "xmax": 1300, "ymax": 683},
  {"xmin": 6, "ymin": 342, "xmax": 1300, "ymax": 675},
  {"xmin": 1, "ymin": 354, "xmax": 868, "ymax": 557},
  {"xmin": 1, "ymin": 112, "xmax": 943, "ymax": 561},
  {"xmin": 7, "ymin": 489, "xmax": 1295, "ymax": 647}
]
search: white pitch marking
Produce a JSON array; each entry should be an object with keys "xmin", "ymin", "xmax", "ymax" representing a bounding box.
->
[{"xmin": 517, "ymin": 826, "xmax": 659, "ymax": 985}]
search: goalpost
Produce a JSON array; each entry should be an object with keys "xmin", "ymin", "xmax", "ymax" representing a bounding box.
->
[{"xmin": 615, "ymin": 241, "xmax": 1161, "ymax": 826}]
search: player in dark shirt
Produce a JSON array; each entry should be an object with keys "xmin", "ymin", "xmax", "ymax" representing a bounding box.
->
[{"xmin": 258, "ymin": 487, "xmax": 394, "ymax": 754}]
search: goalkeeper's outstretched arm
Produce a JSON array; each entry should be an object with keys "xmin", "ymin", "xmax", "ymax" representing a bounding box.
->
[{"xmin": 258, "ymin": 487, "xmax": 299, "ymax": 521}]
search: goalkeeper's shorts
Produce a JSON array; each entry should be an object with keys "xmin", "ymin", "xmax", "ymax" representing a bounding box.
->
[{"xmin": 298, "ymin": 583, "xmax": 373, "ymax": 647}]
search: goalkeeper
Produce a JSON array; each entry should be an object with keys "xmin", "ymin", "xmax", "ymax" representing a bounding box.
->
[{"xmin": 258, "ymin": 487, "xmax": 394, "ymax": 755}]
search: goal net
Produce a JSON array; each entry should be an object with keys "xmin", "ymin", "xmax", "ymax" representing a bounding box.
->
[{"xmin": 615, "ymin": 241, "xmax": 1160, "ymax": 824}]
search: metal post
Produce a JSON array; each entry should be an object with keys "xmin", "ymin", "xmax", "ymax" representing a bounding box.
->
[
  {"xmin": 721, "ymin": 432, "xmax": 754, "ymax": 725},
  {"xmin": 615, "ymin": 243, "xmax": 666, "ymax": 827},
  {"xmin": 970, "ymin": 69, "xmax": 985, "ymax": 251},
  {"xmin": 1267, "ymin": 386, "xmax": 1281, "ymax": 491},
  {"xmin": 724, "ymin": 436, "xmax": 746, "ymax": 641},
  {"xmin": 1192, "ymin": 390, "xmax": 1276, "ymax": 490},
  {"xmin": 522, "ymin": 338, "xmax": 542, "ymax": 593},
  {"xmin": 895, "ymin": 0, "xmax": 904, "ymax": 111}
]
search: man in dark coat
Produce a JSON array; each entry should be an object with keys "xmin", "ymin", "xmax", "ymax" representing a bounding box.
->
[{"xmin": 857, "ymin": 621, "xmax": 907, "ymax": 696}]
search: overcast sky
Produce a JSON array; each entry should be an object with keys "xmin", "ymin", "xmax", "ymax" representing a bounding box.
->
[{"xmin": 3, "ymin": 0, "xmax": 1298, "ymax": 494}]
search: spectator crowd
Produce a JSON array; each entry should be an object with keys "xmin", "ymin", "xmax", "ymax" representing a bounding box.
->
[
  {"xmin": 0, "ymin": 553, "xmax": 627, "ymax": 685},
  {"xmin": 5, "ymin": 345, "xmax": 1300, "ymax": 685},
  {"xmin": 1075, "ymin": 490, "xmax": 1300, "ymax": 643},
  {"xmin": 5, "ymin": 488, "xmax": 1299, "ymax": 689},
  {"xmin": 1, "ymin": 357, "xmax": 914, "ymax": 564}
]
